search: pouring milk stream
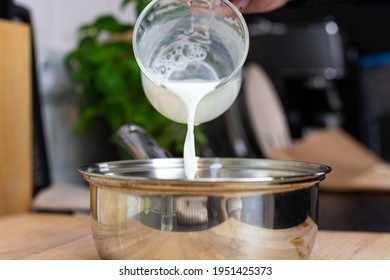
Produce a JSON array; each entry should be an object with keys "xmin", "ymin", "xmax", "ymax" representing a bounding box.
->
[{"xmin": 133, "ymin": 0, "xmax": 249, "ymax": 179}]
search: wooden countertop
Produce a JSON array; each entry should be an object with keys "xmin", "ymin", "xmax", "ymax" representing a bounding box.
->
[{"xmin": 0, "ymin": 213, "xmax": 389, "ymax": 260}]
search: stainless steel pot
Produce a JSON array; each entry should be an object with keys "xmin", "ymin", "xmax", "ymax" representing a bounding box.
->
[{"xmin": 80, "ymin": 157, "xmax": 330, "ymax": 259}]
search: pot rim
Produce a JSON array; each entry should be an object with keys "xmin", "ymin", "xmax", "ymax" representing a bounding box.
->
[{"xmin": 79, "ymin": 157, "xmax": 331, "ymax": 194}]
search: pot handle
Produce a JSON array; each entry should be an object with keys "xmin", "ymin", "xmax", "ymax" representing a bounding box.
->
[{"xmin": 117, "ymin": 124, "xmax": 171, "ymax": 160}]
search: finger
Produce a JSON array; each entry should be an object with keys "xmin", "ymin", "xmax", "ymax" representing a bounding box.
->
[{"xmin": 231, "ymin": 0, "xmax": 290, "ymax": 13}]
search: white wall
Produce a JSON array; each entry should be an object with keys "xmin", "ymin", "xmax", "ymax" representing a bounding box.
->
[{"xmin": 16, "ymin": 0, "xmax": 136, "ymax": 54}]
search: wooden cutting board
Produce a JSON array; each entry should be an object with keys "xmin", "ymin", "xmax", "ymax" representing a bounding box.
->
[{"xmin": 0, "ymin": 19, "xmax": 32, "ymax": 215}]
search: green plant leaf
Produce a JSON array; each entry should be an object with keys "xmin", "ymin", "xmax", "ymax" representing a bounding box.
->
[
  {"xmin": 81, "ymin": 35, "xmax": 96, "ymax": 45},
  {"xmin": 121, "ymin": 0, "xmax": 151, "ymax": 16},
  {"xmin": 94, "ymin": 15, "xmax": 132, "ymax": 33},
  {"xmin": 96, "ymin": 64, "xmax": 127, "ymax": 96},
  {"xmin": 65, "ymin": 0, "xmax": 209, "ymax": 156},
  {"xmin": 74, "ymin": 106, "xmax": 101, "ymax": 133},
  {"xmin": 136, "ymin": 0, "xmax": 152, "ymax": 16},
  {"xmin": 121, "ymin": 0, "xmax": 133, "ymax": 10},
  {"xmin": 78, "ymin": 23, "xmax": 93, "ymax": 32}
]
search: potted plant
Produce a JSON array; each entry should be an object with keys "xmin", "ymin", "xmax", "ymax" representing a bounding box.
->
[{"xmin": 65, "ymin": 0, "xmax": 207, "ymax": 157}]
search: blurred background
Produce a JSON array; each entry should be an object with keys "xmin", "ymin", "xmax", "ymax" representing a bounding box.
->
[
  {"xmin": 12, "ymin": 0, "xmax": 138, "ymax": 187},
  {"xmin": 2, "ymin": 0, "xmax": 390, "ymax": 231}
]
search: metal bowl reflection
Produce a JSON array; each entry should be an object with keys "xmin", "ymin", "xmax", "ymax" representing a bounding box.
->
[{"xmin": 79, "ymin": 158, "xmax": 330, "ymax": 260}]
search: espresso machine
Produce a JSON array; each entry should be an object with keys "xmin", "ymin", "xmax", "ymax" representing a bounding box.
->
[{"xmin": 245, "ymin": 16, "xmax": 348, "ymax": 138}]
